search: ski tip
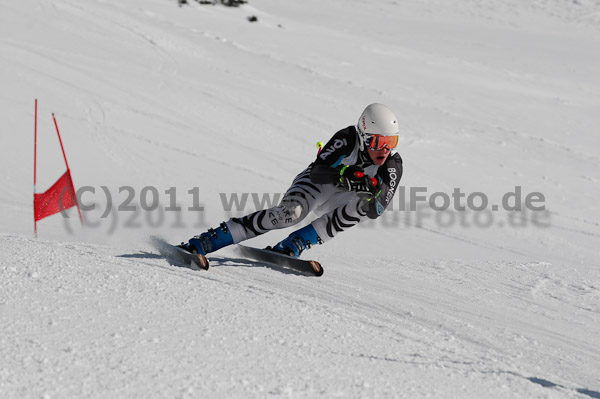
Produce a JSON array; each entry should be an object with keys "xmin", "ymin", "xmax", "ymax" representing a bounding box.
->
[
  {"xmin": 309, "ymin": 260, "xmax": 324, "ymax": 277},
  {"xmin": 196, "ymin": 254, "xmax": 210, "ymax": 270}
]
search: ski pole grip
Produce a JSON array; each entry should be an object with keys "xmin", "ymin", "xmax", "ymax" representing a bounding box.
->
[{"xmin": 316, "ymin": 141, "xmax": 324, "ymax": 156}]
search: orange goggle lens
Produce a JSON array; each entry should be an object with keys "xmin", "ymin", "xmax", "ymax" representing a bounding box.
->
[{"xmin": 367, "ymin": 134, "xmax": 398, "ymax": 150}]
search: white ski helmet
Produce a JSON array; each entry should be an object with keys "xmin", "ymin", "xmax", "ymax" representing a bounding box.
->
[{"xmin": 356, "ymin": 103, "xmax": 399, "ymax": 150}]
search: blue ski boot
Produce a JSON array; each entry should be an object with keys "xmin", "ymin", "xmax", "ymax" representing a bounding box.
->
[
  {"xmin": 180, "ymin": 222, "xmax": 234, "ymax": 255},
  {"xmin": 271, "ymin": 224, "xmax": 322, "ymax": 258}
]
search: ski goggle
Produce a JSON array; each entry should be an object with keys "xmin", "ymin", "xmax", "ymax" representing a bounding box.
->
[{"xmin": 366, "ymin": 134, "xmax": 399, "ymax": 150}]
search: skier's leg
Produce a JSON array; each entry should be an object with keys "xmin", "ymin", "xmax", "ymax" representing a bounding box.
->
[
  {"xmin": 311, "ymin": 198, "xmax": 370, "ymax": 243},
  {"xmin": 225, "ymin": 165, "xmax": 332, "ymax": 243},
  {"xmin": 272, "ymin": 196, "xmax": 370, "ymax": 257},
  {"xmin": 182, "ymin": 165, "xmax": 329, "ymax": 255}
]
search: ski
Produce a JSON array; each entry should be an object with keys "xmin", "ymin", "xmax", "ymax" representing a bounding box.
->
[
  {"xmin": 150, "ymin": 236, "xmax": 209, "ymax": 270},
  {"xmin": 149, "ymin": 237, "xmax": 322, "ymax": 276},
  {"xmin": 237, "ymin": 245, "xmax": 324, "ymax": 276}
]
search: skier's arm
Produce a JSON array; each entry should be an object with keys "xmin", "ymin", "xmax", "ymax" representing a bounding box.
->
[
  {"xmin": 310, "ymin": 164, "xmax": 342, "ymax": 184},
  {"xmin": 362, "ymin": 154, "xmax": 403, "ymax": 219},
  {"xmin": 309, "ymin": 127, "xmax": 356, "ymax": 184}
]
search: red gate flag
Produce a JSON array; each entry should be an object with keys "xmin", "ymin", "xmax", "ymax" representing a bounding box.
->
[
  {"xmin": 34, "ymin": 169, "xmax": 78, "ymax": 221},
  {"xmin": 34, "ymin": 99, "xmax": 82, "ymax": 234}
]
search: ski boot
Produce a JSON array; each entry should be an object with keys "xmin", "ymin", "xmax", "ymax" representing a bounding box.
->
[
  {"xmin": 270, "ymin": 224, "xmax": 322, "ymax": 258},
  {"xmin": 179, "ymin": 222, "xmax": 234, "ymax": 256}
]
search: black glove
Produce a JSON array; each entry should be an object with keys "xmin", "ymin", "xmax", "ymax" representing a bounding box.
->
[
  {"xmin": 337, "ymin": 166, "xmax": 378, "ymax": 197},
  {"xmin": 360, "ymin": 175, "xmax": 382, "ymax": 199},
  {"xmin": 367, "ymin": 175, "xmax": 382, "ymax": 196},
  {"xmin": 359, "ymin": 177, "xmax": 384, "ymax": 215}
]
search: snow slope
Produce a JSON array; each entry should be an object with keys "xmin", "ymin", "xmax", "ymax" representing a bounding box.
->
[
  {"xmin": 3, "ymin": 234, "xmax": 599, "ymax": 399},
  {"xmin": 1, "ymin": 0, "xmax": 600, "ymax": 398}
]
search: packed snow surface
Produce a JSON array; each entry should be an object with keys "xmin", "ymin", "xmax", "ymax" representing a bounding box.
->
[{"xmin": 1, "ymin": 0, "xmax": 600, "ymax": 398}]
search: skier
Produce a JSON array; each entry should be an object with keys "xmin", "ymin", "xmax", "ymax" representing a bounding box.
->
[{"xmin": 180, "ymin": 103, "xmax": 403, "ymax": 258}]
